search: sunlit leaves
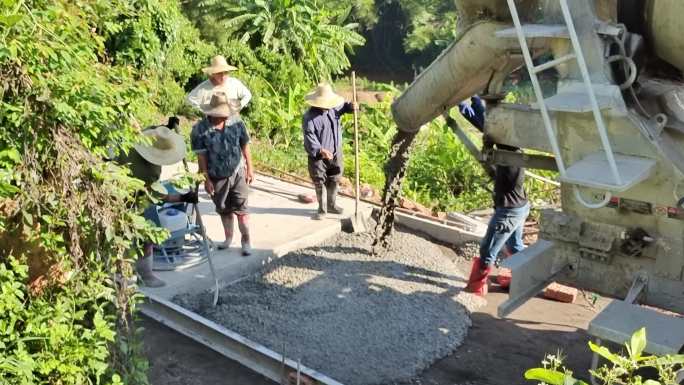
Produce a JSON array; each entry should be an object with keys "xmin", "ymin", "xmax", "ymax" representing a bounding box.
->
[
  {"xmin": 529, "ymin": 329, "xmax": 684, "ymax": 385},
  {"xmin": 195, "ymin": 0, "xmax": 365, "ymax": 82},
  {"xmin": 0, "ymin": 13, "xmax": 22, "ymax": 27},
  {"xmin": 0, "ymin": 0, "xmax": 207, "ymax": 383},
  {"xmin": 628, "ymin": 327, "xmax": 647, "ymax": 360}
]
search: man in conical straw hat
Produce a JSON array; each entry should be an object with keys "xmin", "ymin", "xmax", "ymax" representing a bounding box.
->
[
  {"xmin": 119, "ymin": 126, "xmax": 197, "ymax": 287},
  {"xmin": 302, "ymin": 83, "xmax": 358, "ymax": 220},
  {"xmin": 187, "ymin": 55, "xmax": 252, "ymax": 112},
  {"xmin": 191, "ymin": 92, "xmax": 255, "ymax": 256}
]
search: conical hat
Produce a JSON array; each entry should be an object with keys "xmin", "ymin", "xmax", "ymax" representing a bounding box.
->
[
  {"xmin": 134, "ymin": 126, "xmax": 186, "ymax": 166},
  {"xmin": 305, "ymin": 83, "xmax": 345, "ymax": 109},
  {"xmin": 203, "ymin": 55, "xmax": 238, "ymax": 75},
  {"xmin": 201, "ymin": 92, "xmax": 241, "ymax": 118}
]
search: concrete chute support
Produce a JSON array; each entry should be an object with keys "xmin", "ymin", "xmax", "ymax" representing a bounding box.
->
[{"xmin": 389, "ymin": 0, "xmax": 684, "ymax": 354}]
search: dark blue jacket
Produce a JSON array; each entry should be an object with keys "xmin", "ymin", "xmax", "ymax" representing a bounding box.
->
[
  {"xmin": 458, "ymin": 95, "xmax": 527, "ymax": 208},
  {"xmin": 302, "ymin": 103, "xmax": 353, "ymax": 159}
]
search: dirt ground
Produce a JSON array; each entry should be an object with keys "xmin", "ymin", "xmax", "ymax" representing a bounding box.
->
[
  {"xmin": 411, "ymin": 246, "xmax": 609, "ymax": 385},
  {"xmin": 142, "ymin": 317, "xmax": 274, "ymax": 385},
  {"xmin": 143, "ymin": 239, "xmax": 609, "ymax": 385}
]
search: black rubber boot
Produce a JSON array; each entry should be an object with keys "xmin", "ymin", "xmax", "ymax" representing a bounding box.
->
[
  {"xmin": 313, "ymin": 184, "xmax": 327, "ymax": 220},
  {"xmin": 326, "ymin": 181, "xmax": 344, "ymax": 215}
]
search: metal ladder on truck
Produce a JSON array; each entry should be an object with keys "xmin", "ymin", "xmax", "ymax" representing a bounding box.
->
[
  {"xmin": 496, "ymin": 0, "xmax": 684, "ymax": 370},
  {"xmin": 497, "ymin": 0, "xmax": 656, "ymax": 209}
]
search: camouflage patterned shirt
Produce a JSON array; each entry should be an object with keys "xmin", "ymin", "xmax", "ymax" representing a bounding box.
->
[{"xmin": 191, "ymin": 118, "xmax": 250, "ymax": 179}]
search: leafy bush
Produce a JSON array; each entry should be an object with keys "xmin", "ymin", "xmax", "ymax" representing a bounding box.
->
[
  {"xmin": 526, "ymin": 328, "xmax": 684, "ymax": 385},
  {"xmin": 103, "ymin": 0, "xmax": 214, "ymax": 114},
  {"xmin": 0, "ymin": 0, "xmax": 208, "ymax": 383},
  {"xmin": 400, "ymin": 0, "xmax": 459, "ymax": 57},
  {"xmin": 190, "ymin": 0, "xmax": 365, "ymax": 82}
]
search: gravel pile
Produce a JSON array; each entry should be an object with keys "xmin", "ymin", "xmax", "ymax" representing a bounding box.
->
[{"xmin": 175, "ymin": 231, "xmax": 479, "ymax": 385}]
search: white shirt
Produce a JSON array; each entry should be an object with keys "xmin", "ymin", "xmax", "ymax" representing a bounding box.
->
[{"xmin": 186, "ymin": 78, "xmax": 252, "ymax": 111}]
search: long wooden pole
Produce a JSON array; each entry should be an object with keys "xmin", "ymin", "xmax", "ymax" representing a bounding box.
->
[{"xmin": 352, "ymin": 71, "xmax": 360, "ymax": 219}]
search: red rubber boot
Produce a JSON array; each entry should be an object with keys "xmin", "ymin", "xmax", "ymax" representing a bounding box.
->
[
  {"xmin": 497, "ymin": 268, "xmax": 512, "ymax": 289},
  {"xmin": 465, "ymin": 257, "xmax": 491, "ymax": 296}
]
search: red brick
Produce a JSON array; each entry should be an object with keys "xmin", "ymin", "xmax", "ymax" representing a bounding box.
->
[
  {"xmin": 543, "ymin": 282, "xmax": 578, "ymax": 303},
  {"xmin": 496, "ymin": 268, "xmax": 512, "ymax": 289},
  {"xmin": 399, "ymin": 197, "xmax": 416, "ymax": 210},
  {"xmin": 361, "ymin": 183, "xmax": 375, "ymax": 199},
  {"xmin": 413, "ymin": 202, "xmax": 431, "ymax": 216},
  {"xmin": 340, "ymin": 186, "xmax": 354, "ymax": 196},
  {"xmin": 297, "ymin": 193, "xmax": 316, "ymax": 204}
]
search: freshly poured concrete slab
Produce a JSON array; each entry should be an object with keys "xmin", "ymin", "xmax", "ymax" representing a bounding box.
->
[
  {"xmin": 145, "ymin": 164, "xmax": 373, "ymax": 300},
  {"xmin": 174, "ymin": 230, "xmax": 474, "ymax": 385}
]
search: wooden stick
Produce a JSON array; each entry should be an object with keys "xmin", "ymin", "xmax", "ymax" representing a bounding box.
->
[{"xmin": 352, "ymin": 71, "xmax": 360, "ymax": 219}]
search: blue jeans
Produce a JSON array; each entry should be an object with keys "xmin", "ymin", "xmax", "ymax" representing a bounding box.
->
[{"xmin": 480, "ymin": 203, "xmax": 530, "ymax": 268}]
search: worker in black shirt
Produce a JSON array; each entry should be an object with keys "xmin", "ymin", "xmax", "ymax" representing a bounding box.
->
[{"xmin": 459, "ymin": 96, "xmax": 530, "ymax": 296}]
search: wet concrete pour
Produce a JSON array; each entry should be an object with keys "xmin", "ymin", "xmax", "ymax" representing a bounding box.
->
[{"xmin": 174, "ymin": 230, "xmax": 482, "ymax": 385}]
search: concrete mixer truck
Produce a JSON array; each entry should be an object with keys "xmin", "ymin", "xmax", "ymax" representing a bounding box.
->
[{"xmin": 386, "ymin": 0, "xmax": 684, "ymax": 356}]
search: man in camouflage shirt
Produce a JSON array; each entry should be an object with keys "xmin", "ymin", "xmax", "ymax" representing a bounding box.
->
[{"xmin": 191, "ymin": 92, "xmax": 255, "ymax": 256}]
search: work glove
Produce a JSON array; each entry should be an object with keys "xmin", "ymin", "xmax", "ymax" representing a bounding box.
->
[
  {"xmin": 459, "ymin": 102, "xmax": 475, "ymax": 120},
  {"xmin": 180, "ymin": 190, "xmax": 199, "ymax": 204}
]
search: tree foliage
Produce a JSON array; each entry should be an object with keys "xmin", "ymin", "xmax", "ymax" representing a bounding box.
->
[
  {"xmin": 399, "ymin": 0, "xmax": 458, "ymax": 56},
  {"xmin": 325, "ymin": 0, "xmax": 379, "ymax": 30},
  {"xmin": 0, "ymin": 0, "xmax": 210, "ymax": 383},
  {"xmin": 189, "ymin": 0, "xmax": 365, "ymax": 82},
  {"xmin": 329, "ymin": 0, "xmax": 458, "ymax": 56}
]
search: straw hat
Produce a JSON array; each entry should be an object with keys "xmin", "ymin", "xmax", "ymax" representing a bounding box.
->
[
  {"xmin": 202, "ymin": 55, "xmax": 238, "ymax": 75},
  {"xmin": 134, "ymin": 126, "xmax": 186, "ymax": 166},
  {"xmin": 201, "ymin": 92, "xmax": 241, "ymax": 118},
  {"xmin": 305, "ymin": 83, "xmax": 345, "ymax": 109}
]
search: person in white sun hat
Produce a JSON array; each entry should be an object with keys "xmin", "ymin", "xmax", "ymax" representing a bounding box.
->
[
  {"xmin": 302, "ymin": 83, "xmax": 358, "ymax": 220},
  {"xmin": 187, "ymin": 55, "xmax": 252, "ymax": 111}
]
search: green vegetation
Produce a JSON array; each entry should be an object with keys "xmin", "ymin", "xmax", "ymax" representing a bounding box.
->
[
  {"xmin": 184, "ymin": 0, "xmax": 365, "ymax": 82},
  {"xmin": 526, "ymin": 328, "xmax": 684, "ymax": 385},
  {"xmin": 0, "ymin": 0, "xmax": 210, "ymax": 383}
]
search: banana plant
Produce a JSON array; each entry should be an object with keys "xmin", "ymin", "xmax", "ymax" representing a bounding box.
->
[{"xmin": 196, "ymin": 0, "xmax": 364, "ymax": 82}]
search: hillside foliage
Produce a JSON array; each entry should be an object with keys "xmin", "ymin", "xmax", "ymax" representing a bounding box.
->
[{"xmin": 0, "ymin": 0, "xmax": 211, "ymax": 383}]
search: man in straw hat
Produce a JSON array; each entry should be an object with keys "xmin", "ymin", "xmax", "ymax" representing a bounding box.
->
[
  {"xmin": 191, "ymin": 92, "xmax": 254, "ymax": 256},
  {"xmin": 302, "ymin": 83, "xmax": 358, "ymax": 220},
  {"xmin": 118, "ymin": 126, "xmax": 196, "ymax": 287},
  {"xmin": 187, "ymin": 55, "xmax": 252, "ymax": 112}
]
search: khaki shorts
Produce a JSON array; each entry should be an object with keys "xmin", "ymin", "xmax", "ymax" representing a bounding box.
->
[{"xmin": 211, "ymin": 167, "xmax": 249, "ymax": 215}]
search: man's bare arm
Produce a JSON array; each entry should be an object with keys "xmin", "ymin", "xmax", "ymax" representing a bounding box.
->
[
  {"xmin": 242, "ymin": 144, "xmax": 254, "ymax": 185},
  {"xmin": 198, "ymin": 153, "xmax": 214, "ymax": 195}
]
